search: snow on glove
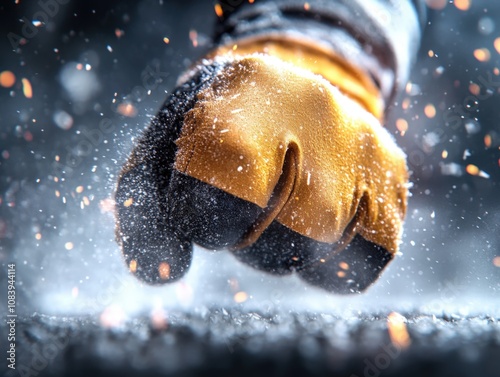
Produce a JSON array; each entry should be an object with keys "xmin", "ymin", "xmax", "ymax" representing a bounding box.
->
[{"xmin": 115, "ymin": 50, "xmax": 407, "ymax": 293}]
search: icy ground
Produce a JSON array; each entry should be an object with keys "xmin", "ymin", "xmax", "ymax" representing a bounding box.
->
[{"xmin": 5, "ymin": 309, "xmax": 500, "ymax": 377}]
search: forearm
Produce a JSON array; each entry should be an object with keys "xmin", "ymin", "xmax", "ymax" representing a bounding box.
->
[{"xmin": 214, "ymin": 0, "xmax": 426, "ymax": 112}]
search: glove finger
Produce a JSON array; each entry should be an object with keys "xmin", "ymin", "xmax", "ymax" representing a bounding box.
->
[
  {"xmin": 115, "ymin": 63, "xmax": 223, "ymax": 283},
  {"xmin": 231, "ymin": 220, "xmax": 331, "ymax": 276},
  {"xmin": 296, "ymin": 235, "xmax": 393, "ymax": 294},
  {"xmin": 167, "ymin": 169, "xmax": 264, "ymax": 250},
  {"xmin": 116, "ymin": 163, "xmax": 193, "ymax": 284}
]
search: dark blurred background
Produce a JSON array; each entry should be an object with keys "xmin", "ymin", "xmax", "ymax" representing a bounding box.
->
[{"xmin": 0, "ymin": 0, "xmax": 499, "ymax": 318}]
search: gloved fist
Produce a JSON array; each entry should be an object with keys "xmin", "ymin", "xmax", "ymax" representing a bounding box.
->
[{"xmin": 115, "ymin": 52, "xmax": 408, "ymax": 294}]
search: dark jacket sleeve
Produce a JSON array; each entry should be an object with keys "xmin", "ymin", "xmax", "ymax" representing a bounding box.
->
[{"xmin": 215, "ymin": 0, "xmax": 426, "ymax": 106}]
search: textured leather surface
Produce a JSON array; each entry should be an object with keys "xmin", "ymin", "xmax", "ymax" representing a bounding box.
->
[
  {"xmin": 208, "ymin": 37, "xmax": 384, "ymax": 119},
  {"xmin": 174, "ymin": 55, "xmax": 408, "ymax": 254}
]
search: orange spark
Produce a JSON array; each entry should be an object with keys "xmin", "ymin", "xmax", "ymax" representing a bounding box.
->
[
  {"xmin": 494, "ymin": 38, "xmax": 500, "ymax": 54},
  {"xmin": 189, "ymin": 30, "xmax": 198, "ymax": 47},
  {"xmin": 454, "ymin": 0, "xmax": 470, "ymax": 11},
  {"xmin": 474, "ymin": 48, "xmax": 490, "ymax": 62},
  {"xmin": 484, "ymin": 134, "xmax": 492, "ymax": 148},
  {"xmin": 214, "ymin": 4, "xmax": 223, "ymax": 17},
  {"xmin": 396, "ymin": 118, "xmax": 409, "ymax": 135},
  {"xmin": 493, "ymin": 256, "xmax": 500, "ymax": 267},
  {"xmin": 234, "ymin": 291, "xmax": 248, "ymax": 303},
  {"xmin": 469, "ymin": 83, "xmax": 480, "ymax": 96},
  {"xmin": 115, "ymin": 28, "xmax": 125, "ymax": 38},
  {"xmin": 158, "ymin": 262, "xmax": 171, "ymax": 280},
  {"xmin": 22, "ymin": 78, "xmax": 32, "ymax": 98},
  {"xmin": 129, "ymin": 259, "xmax": 137, "ymax": 273},
  {"xmin": 387, "ymin": 312, "xmax": 411, "ymax": 349},
  {"xmin": 466, "ymin": 164, "xmax": 479, "ymax": 175},
  {"xmin": 424, "ymin": 104, "xmax": 436, "ymax": 118},
  {"xmin": 466, "ymin": 164, "xmax": 490, "ymax": 178},
  {"xmin": 117, "ymin": 102, "xmax": 137, "ymax": 117},
  {"xmin": 0, "ymin": 71, "xmax": 16, "ymax": 88},
  {"xmin": 339, "ymin": 261, "xmax": 349, "ymax": 270}
]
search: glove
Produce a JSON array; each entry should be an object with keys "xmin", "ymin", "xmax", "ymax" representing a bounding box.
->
[{"xmin": 115, "ymin": 39, "xmax": 408, "ymax": 294}]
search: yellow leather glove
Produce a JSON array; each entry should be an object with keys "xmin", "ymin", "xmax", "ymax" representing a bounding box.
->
[{"xmin": 115, "ymin": 39, "xmax": 408, "ymax": 293}]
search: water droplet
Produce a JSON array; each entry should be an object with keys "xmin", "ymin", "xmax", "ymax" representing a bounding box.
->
[{"xmin": 478, "ymin": 17, "xmax": 495, "ymax": 35}]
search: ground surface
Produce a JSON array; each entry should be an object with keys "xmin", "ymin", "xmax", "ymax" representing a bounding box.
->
[{"xmin": 3, "ymin": 309, "xmax": 500, "ymax": 377}]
